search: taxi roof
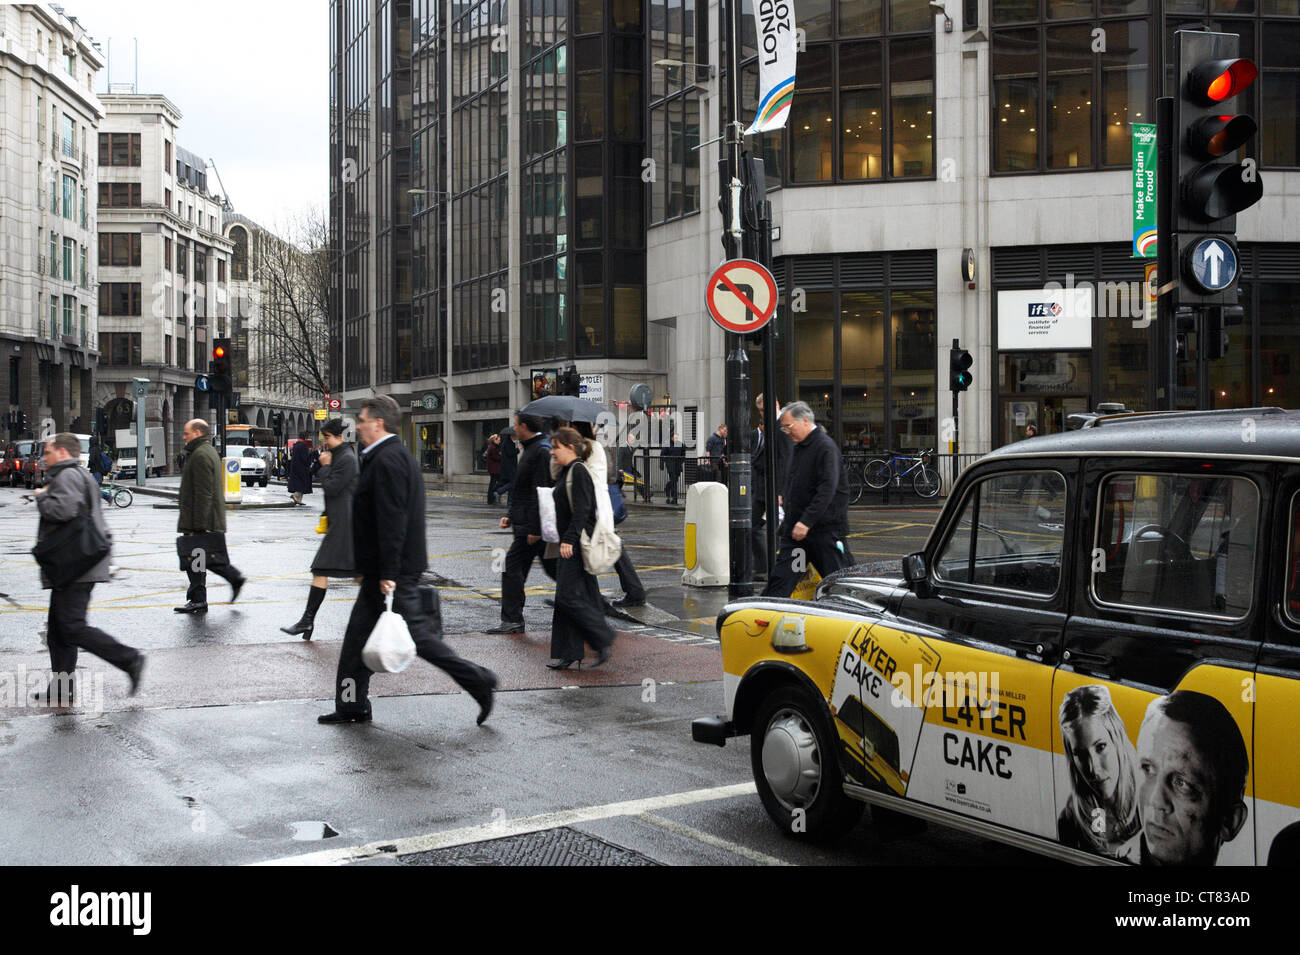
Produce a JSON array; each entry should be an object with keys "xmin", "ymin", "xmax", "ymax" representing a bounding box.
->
[{"xmin": 983, "ymin": 407, "xmax": 1300, "ymax": 463}]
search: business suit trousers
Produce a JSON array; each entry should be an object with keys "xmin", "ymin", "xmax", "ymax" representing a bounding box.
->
[
  {"xmin": 762, "ymin": 529, "xmax": 852, "ymax": 599},
  {"xmin": 334, "ymin": 575, "xmax": 495, "ymax": 714},
  {"xmin": 47, "ymin": 583, "xmax": 140, "ymax": 693},
  {"xmin": 185, "ymin": 562, "xmax": 243, "ymax": 604},
  {"xmin": 751, "ymin": 498, "xmax": 772, "ymax": 576},
  {"xmin": 500, "ymin": 534, "xmax": 556, "ymax": 623},
  {"xmin": 614, "ymin": 548, "xmax": 645, "ymax": 602}
]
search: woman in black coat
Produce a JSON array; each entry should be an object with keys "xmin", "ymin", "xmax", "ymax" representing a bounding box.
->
[
  {"xmin": 288, "ymin": 431, "xmax": 314, "ymax": 505},
  {"xmin": 281, "ymin": 419, "xmax": 358, "ymax": 640},
  {"xmin": 547, "ymin": 427, "xmax": 616, "ymax": 670}
]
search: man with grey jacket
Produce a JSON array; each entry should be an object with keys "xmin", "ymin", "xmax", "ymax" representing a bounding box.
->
[{"xmin": 33, "ymin": 432, "xmax": 144, "ymax": 706}]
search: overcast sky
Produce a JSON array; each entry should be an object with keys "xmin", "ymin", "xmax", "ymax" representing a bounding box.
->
[{"xmin": 82, "ymin": 0, "xmax": 328, "ymax": 231}]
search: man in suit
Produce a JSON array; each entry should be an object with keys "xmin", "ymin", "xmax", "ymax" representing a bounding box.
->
[
  {"xmin": 32, "ymin": 432, "xmax": 145, "ymax": 705},
  {"xmin": 175, "ymin": 418, "xmax": 245, "ymax": 613},
  {"xmin": 321, "ymin": 394, "xmax": 498, "ymax": 725},
  {"xmin": 662, "ymin": 430, "xmax": 685, "ymax": 505},
  {"xmin": 486, "ymin": 412, "xmax": 555, "ymax": 634}
]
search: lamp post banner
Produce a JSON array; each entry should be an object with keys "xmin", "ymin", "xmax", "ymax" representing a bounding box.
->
[
  {"xmin": 1132, "ymin": 122, "xmax": 1158, "ymax": 258},
  {"xmin": 746, "ymin": 0, "xmax": 798, "ymax": 134}
]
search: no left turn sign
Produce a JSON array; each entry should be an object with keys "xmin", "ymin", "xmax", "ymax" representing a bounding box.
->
[{"xmin": 705, "ymin": 258, "xmax": 778, "ymax": 334}]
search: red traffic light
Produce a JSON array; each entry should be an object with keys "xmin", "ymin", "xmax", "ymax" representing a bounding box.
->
[
  {"xmin": 213, "ymin": 345, "xmax": 226, "ymax": 360},
  {"xmin": 1188, "ymin": 58, "xmax": 1257, "ymax": 106}
]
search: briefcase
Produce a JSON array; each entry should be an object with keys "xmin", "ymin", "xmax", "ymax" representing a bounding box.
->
[{"xmin": 176, "ymin": 532, "xmax": 229, "ymax": 572}]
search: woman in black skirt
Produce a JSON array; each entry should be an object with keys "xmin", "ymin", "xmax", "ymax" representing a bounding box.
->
[
  {"xmin": 547, "ymin": 427, "xmax": 615, "ymax": 670},
  {"xmin": 280, "ymin": 419, "xmax": 358, "ymax": 640}
]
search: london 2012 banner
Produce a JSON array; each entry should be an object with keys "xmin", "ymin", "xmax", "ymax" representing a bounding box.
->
[{"xmin": 746, "ymin": 1, "xmax": 798, "ymax": 134}]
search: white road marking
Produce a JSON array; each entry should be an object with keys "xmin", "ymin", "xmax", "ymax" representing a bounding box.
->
[
  {"xmin": 252, "ymin": 781, "xmax": 757, "ymax": 866},
  {"xmin": 636, "ymin": 812, "xmax": 791, "ymax": 866}
]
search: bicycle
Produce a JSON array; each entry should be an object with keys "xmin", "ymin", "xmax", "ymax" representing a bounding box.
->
[
  {"xmin": 843, "ymin": 458, "xmax": 867, "ymax": 505},
  {"xmin": 100, "ymin": 480, "xmax": 133, "ymax": 508},
  {"xmin": 864, "ymin": 448, "xmax": 942, "ymax": 499}
]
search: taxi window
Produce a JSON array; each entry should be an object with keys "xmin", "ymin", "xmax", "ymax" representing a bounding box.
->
[
  {"xmin": 242, "ymin": 448, "xmax": 260, "ymax": 458},
  {"xmin": 1092, "ymin": 473, "xmax": 1258, "ymax": 619},
  {"xmin": 1286, "ymin": 492, "xmax": 1300, "ymax": 625},
  {"xmin": 934, "ymin": 471, "xmax": 1068, "ymax": 595}
]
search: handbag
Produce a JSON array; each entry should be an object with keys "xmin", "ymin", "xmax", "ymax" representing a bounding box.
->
[
  {"xmin": 537, "ymin": 486, "xmax": 560, "ymax": 542},
  {"xmin": 32, "ymin": 471, "xmax": 111, "ymax": 588},
  {"xmin": 566, "ymin": 465, "xmax": 622, "ymax": 575},
  {"xmin": 175, "ymin": 532, "xmax": 229, "ymax": 572},
  {"xmin": 361, "ymin": 592, "xmax": 417, "ymax": 673}
]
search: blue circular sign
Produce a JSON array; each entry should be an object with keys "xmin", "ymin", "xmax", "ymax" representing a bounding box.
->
[
  {"xmin": 226, "ymin": 460, "xmax": 239, "ymax": 474},
  {"xmin": 1187, "ymin": 237, "xmax": 1238, "ymax": 293},
  {"xmin": 195, "ymin": 375, "xmax": 211, "ymax": 392}
]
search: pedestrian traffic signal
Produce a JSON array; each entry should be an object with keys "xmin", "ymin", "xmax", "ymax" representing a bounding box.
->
[
  {"xmin": 210, "ymin": 338, "xmax": 232, "ymax": 393},
  {"xmin": 949, "ymin": 345, "xmax": 973, "ymax": 393},
  {"xmin": 1173, "ymin": 30, "xmax": 1262, "ymax": 307}
]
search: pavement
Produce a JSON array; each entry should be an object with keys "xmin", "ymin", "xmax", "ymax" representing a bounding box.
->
[{"xmin": 0, "ymin": 484, "xmax": 1028, "ymax": 867}]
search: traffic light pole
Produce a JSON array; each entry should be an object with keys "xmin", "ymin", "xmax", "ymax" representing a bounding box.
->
[
  {"xmin": 951, "ymin": 339, "xmax": 961, "ymax": 456},
  {"xmin": 722, "ymin": 0, "xmax": 752, "ymax": 598},
  {"xmin": 1157, "ymin": 95, "xmax": 1176, "ymax": 411}
]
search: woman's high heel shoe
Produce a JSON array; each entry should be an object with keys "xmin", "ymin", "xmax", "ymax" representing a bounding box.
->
[
  {"xmin": 280, "ymin": 620, "xmax": 315, "ymax": 640},
  {"xmin": 546, "ymin": 658, "xmax": 580, "ymax": 670}
]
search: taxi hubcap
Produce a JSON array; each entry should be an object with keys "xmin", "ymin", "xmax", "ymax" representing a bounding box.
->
[{"xmin": 761, "ymin": 707, "xmax": 822, "ymax": 810}]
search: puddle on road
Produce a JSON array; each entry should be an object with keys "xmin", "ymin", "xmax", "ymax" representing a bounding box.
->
[{"xmin": 289, "ymin": 821, "xmax": 340, "ymax": 841}]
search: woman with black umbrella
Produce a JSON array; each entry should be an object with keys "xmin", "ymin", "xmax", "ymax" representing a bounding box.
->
[
  {"xmin": 281, "ymin": 419, "xmax": 358, "ymax": 639},
  {"xmin": 546, "ymin": 427, "xmax": 615, "ymax": 669}
]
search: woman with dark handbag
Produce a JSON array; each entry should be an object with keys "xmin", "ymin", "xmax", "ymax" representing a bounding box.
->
[
  {"xmin": 546, "ymin": 428, "xmax": 616, "ymax": 670},
  {"xmin": 281, "ymin": 419, "xmax": 358, "ymax": 640},
  {"xmin": 32, "ymin": 432, "xmax": 145, "ymax": 706},
  {"xmin": 288, "ymin": 431, "xmax": 314, "ymax": 505}
]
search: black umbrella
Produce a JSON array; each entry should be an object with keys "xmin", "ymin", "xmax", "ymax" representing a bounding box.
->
[{"xmin": 518, "ymin": 395, "xmax": 605, "ymax": 423}]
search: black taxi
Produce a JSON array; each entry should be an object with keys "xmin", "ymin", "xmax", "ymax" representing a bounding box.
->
[{"xmin": 694, "ymin": 407, "xmax": 1300, "ymax": 865}]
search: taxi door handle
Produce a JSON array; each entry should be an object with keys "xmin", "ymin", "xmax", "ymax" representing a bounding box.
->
[
  {"xmin": 1063, "ymin": 649, "xmax": 1114, "ymax": 673},
  {"xmin": 1007, "ymin": 638, "xmax": 1046, "ymax": 656}
]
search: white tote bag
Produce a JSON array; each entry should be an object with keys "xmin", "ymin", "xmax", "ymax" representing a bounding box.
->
[
  {"xmin": 537, "ymin": 486, "xmax": 560, "ymax": 542},
  {"xmin": 361, "ymin": 593, "xmax": 417, "ymax": 673},
  {"xmin": 566, "ymin": 464, "xmax": 622, "ymax": 575}
]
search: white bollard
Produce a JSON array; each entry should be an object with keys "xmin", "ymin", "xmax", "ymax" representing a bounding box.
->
[
  {"xmin": 222, "ymin": 457, "xmax": 243, "ymax": 504},
  {"xmin": 682, "ymin": 481, "xmax": 729, "ymax": 587}
]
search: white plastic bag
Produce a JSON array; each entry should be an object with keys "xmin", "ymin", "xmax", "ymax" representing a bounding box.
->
[
  {"xmin": 537, "ymin": 486, "xmax": 560, "ymax": 542},
  {"xmin": 361, "ymin": 593, "xmax": 417, "ymax": 673}
]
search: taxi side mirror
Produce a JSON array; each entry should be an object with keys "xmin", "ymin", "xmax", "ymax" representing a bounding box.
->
[{"xmin": 903, "ymin": 552, "xmax": 929, "ymax": 589}]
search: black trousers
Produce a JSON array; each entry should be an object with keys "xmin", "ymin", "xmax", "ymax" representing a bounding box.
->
[
  {"xmin": 500, "ymin": 534, "xmax": 556, "ymax": 623},
  {"xmin": 47, "ymin": 583, "xmax": 140, "ymax": 689},
  {"xmin": 751, "ymin": 502, "xmax": 770, "ymax": 577},
  {"xmin": 762, "ymin": 529, "xmax": 852, "ymax": 599},
  {"xmin": 487, "ymin": 473, "xmax": 502, "ymax": 503},
  {"xmin": 664, "ymin": 471, "xmax": 682, "ymax": 503},
  {"xmin": 549, "ymin": 554, "xmax": 616, "ymax": 660},
  {"xmin": 614, "ymin": 547, "xmax": 645, "ymax": 602},
  {"xmin": 334, "ymin": 575, "xmax": 495, "ymax": 714},
  {"xmin": 185, "ymin": 560, "xmax": 243, "ymax": 604}
]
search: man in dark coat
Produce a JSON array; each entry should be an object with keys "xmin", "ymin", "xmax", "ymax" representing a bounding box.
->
[
  {"xmin": 175, "ymin": 418, "xmax": 246, "ymax": 613},
  {"xmin": 32, "ymin": 432, "xmax": 144, "ymax": 705},
  {"xmin": 763, "ymin": 402, "xmax": 853, "ymax": 598},
  {"xmin": 484, "ymin": 433, "xmax": 503, "ymax": 503},
  {"xmin": 704, "ymin": 423, "xmax": 727, "ymax": 484},
  {"xmin": 486, "ymin": 412, "xmax": 554, "ymax": 633},
  {"xmin": 751, "ymin": 395, "xmax": 792, "ymax": 578},
  {"xmin": 288, "ymin": 431, "xmax": 313, "ymax": 504},
  {"xmin": 662, "ymin": 431, "xmax": 685, "ymax": 505},
  {"xmin": 320, "ymin": 395, "xmax": 497, "ymax": 725},
  {"xmin": 497, "ymin": 429, "xmax": 518, "ymax": 505}
]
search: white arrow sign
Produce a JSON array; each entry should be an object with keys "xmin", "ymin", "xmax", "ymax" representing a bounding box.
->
[{"xmin": 1204, "ymin": 241, "xmax": 1225, "ymax": 288}]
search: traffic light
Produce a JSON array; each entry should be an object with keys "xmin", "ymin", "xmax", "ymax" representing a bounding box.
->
[
  {"xmin": 949, "ymin": 344, "xmax": 973, "ymax": 393},
  {"xmin": 210, "ymin": 338, "xmax": 232, "ymax": 393},
  {"xmin": 1203, "ymin": 305, "xmax": 1244, "ymax": 361},
  {"xmin": 1173, "ymin": 30, "xmax": 1263, "ymax": 307}
]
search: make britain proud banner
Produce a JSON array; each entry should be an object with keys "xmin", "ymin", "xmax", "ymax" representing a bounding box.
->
[{"xmin": 746, "ymin": 0, "xmax": 798, "ymax": 134}]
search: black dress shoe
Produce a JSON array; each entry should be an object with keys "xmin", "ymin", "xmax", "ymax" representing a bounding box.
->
[
  {"xmin": 484, "ymin": 621, "xmax": 524, "ymax": 634},
  {"xmin": 127, "ymin": 655, "xmax": 146, "ymax": 696},
  {"xmin": 30, "ymin": 687, "xmax": 74, "ymax": 707},
  {"xmin": 472, "ymin": 673, "xmax": 498, "ymax": 725},
  {"xmin": 174, "ymin": 601, "xmax": 208, "ymax": 614},
  {"xmin": 612, "ymin": 596, "xmax": 645, "ymax": 609},
  {"xmin": 546, "ymin": 658, "xmax": 579, "ymax": 670},
  {"xmin": 590, "ymin": 646, "xmax": 613, "ymax": 668},
  {"xmin": 318, "ymin": 710, "xmax": 372, "ymax": 724},
  {"xmin": 229, "ymin": 576, "xmax": 246, "ymax": 603}
]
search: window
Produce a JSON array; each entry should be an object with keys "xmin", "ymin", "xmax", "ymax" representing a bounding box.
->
[
  {"xmin": 79, "ymin": 245, "xmax": 86, "ymax": 286},
  {"xmin": 194, "ymin": 246, "xmax": 207, "ymax": 282},
  {"xmin": 1093, "ymin": 472, "xmax": 1259, "ymax": 619},
  {"xmin": 648, "ymin": 0, "xmax": 704, "ymax": 223},
  {"xmin": 164, "ymin": 139, "xmax": 172, "ymax": 170},
  {"xmin": 49, "ymin": 296, "xmax": 58, "ymax": 337},
  {"xmin": 61, "ymin": 174, "xmax": 74, "ymax": 220},
  {"xmin": 79, "ymin": 186, "xmax": 87, "ymax": 227},
  {"xmin": 165, "ymin": 334, "xmax": 173, "ymax": 366},
  {"xmin": 79, "ymin": 305, "xmax": 87, "ymax": 343},
  {"xmin": 176, "ymin": 240, "xmax": 187, "ymax": 276},
  {"xmin": 62, "ymin": 238, "xmax": 75, "ymax": 281},
  {"xmin": 165, "ymin": 237, "xmax": 173, "ymax": 272},
  {"xmin": 62, "ymin": 295, "xmax": 74, "ymax": 335},
  {"xmin": 935, "ymin": 471, "xmax": 1069, "ymax": 594},
  {"xmin": 165, "ymin": 187, "xmax": 172, "ymax": 208},
  {"xmin": 97, "ymin": 132, "xmax": 141, "ymax": 166},
  {"xmin": 98, "ymin": 182, "xmax": 141, "ymax": 207},
  {"xmin": 993, "ymin": 10, "xmax": 1150, "ymax": 173},
  {"xmin": 98, "ymin": 233, "xmax": 142, "ymax": 267},
  {"xmin": 98, "ymin": 282, "xmax": 142, "ymax": 316},
  {"xmin": 230, "ymin": 226, "xmax": 249, "ymax": 279},
  {"xmin": 97, "ymin": 332, "xmax": 142, "ymax": 366},
  {"xmin": 48, "ymin": 232, "xmax": 57, "ymax": 276},
  {"xmin": 61, "ymin": 114, "xmax": 75, "ymax": 157}
]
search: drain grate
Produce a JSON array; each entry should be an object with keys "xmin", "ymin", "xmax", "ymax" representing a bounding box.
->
[{"xmin": 399, "ymin": 827, "xmax": 659, "ymax": 867}]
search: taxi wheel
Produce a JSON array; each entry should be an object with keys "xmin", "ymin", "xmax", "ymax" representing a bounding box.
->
[{"xmin": 752, "ymin": 686, "xmax": 863, "ymax": 842}]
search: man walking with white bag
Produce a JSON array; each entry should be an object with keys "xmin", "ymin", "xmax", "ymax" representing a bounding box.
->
[{"xmin": 319, "ymin": 395, "xmax": 498, "ymax": 725}]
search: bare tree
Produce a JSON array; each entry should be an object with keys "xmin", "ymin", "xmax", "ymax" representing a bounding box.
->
[{"xmin": 244, "ymin": 209, "xmax": 331, "ymax": 397}]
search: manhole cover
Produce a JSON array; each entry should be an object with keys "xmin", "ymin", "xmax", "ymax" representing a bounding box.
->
[{"xmin": 399, "ymin": 827, "xmax": 659, "ymax": 866}]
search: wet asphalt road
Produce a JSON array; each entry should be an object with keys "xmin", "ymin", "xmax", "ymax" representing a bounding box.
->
[{"xmin": 0, "ymin": 482, "xmax": 1042, "ymax": 865}]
